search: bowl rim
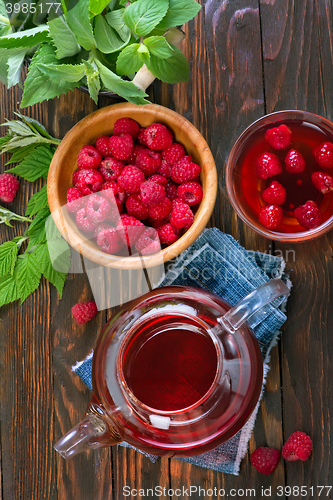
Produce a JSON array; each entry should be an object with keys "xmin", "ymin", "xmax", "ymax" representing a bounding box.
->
[{"xmin": 47, "ymin": 102, "xmax": 217, "ymax": 269}]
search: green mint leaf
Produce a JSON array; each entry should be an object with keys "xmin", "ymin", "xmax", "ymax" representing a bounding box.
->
[
  {"xmin": 14, "ymin": 253, "xmax": 42, "ymax": 303},
  {"xmin": 105, "ymin": 9, "xmax": 131, "ymax": 43},
  {"xmin": 35, "ymin": 241, "xmax": 68, "ymax": 298},
  {"xmin": 0, "ymin": 240, "xmax": 19, "ymax": 277},
  {"xmin": 21, "ymin": 44, "xmax": 79, "ymax": 108},
  {"xmin": 156, "ymin": 0, "xmax": 201, "ymax": 30},
  {"xmin": 123, "ymin": 0, "xmax": 169, "ymax": 37},
  {"xmin": 25, "ymin": 185, "xmax": 48, "ymax": 217},
  {"xmin": 116, "ymin": 43, "xmax": 144, "ymax": 75},
  {"xmin": 146, "ymin": 45, "xmax": 189, "ymax": 83},
  {"xmin": 5, "ymin": 145, "xmax": 37, "ymax": 164},
  {"xmin": 65, "ymin": 0, "xmax": 96, "ymax": 51},
  {"xmin": 89, "ymin": 0, "xmax": 110, "ymax": 16},
  {"xmin": 36, "ymin": 62, "xmax": 86, "ymax": 82},
  {"xmin": 144, "ymin": 36, "xmax": 174, "ymax": 59},
  {"xmin": 0, "ymin": 206, "xmax": 31, "ymax": 227},
  {"xmin": 47, "ymin": 13, "xmax": 80, "ymax": 59},
  {"xmin": 5, "ymin": 47, "xmax": 27, "ymax": 88},
  {"xmin": 0, "ymin": 25, "xmax": 50, "ymax": 49},
  {"xmin": 0, "ymin": 273, "xmax": 20, "ymax": 308},
  {"xmin": 94, "ymin": 13, "xmax": 128, "ymax": 54},
  {"xmin": 5, "ymin": 145, "xmax": 53, "ymax": 181},
  {"xmin": 83, "ymin": 60, "xmax": 100, "ymax": 104}
]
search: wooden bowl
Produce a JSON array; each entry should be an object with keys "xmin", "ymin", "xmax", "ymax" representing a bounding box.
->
[{"xmin": 47, "ymin": 103, "xmax": 217, "ymax": 269}]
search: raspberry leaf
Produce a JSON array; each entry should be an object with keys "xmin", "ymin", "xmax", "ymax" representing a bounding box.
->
[
  {"xmin": 47, "ymin": 13, "xmax": 80, "ymax": 59},
  {"xmin": 146, "ymin": 45, "xmax": 189, "ymax": 83},
  {"xmin": 156, "ymin": 0, "xmax": 201, "ymax": 30},
  {"xmin": 35, "ymin": 242, "xmax": 68, "ymax": 298},
  {"xmin": 65, "ymin": 0, "xmax": 96, "ymax": 51},
  {"xmin": 25, "ymin": 185, "xmax": 48, "ymax": 217},
  {"xmin": 123, "ymin": 0, "xmax": 169, "ymax": 37},
  {"xmin": 143, "ymin": 36, "xmax": 174, "ymax": 59},
  {"xmin": 0, "ymin": 206, "xmax": 31, "ymax": 227},
  {"xmin": 14, "ymin": 253, "xmax": 42, "ymax": 303},
  {"xmin": 0, "ymin": 239, "xmax": 20, "ymax": 276},
  {"xmin": 0, "ymin": 273, "xmax": 20, "ymax": 308},
  {"xmin": 5, "ymin": 145, "xmax": 54, "ymax": 181},
  {"xmin": 0, "ymin": 25, "xmax": 50, "ymax": 49}
]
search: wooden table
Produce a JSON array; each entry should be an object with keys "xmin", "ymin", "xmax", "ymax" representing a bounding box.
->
[{"xmin": 1, "ymin": 1, "xmax": 333, "ymax": 498}]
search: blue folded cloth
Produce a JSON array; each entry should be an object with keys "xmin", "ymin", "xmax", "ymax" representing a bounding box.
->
[{"xmin": 73, "ymin": 228, "xmax": 290, "ymax": 475}]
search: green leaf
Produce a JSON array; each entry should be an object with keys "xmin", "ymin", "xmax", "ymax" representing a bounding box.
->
[
  {"xmin": 0, "ymin": 206, "xmax": 31, "ymax": 227},
  {"xmin": 105, "ymin": 9, "xmax": 131, "ymax": 43},
  {"xmin": 123, "ymin": 0, "xmax": 169, "ymax": 37},
  {"xmin": 44, "ymin": 215, "xmax": 71, "ymax": 274},
  {"xmin": 0, "ymin": 135, "xmax": 11, "ymax": 148},
  {"xmin": 83, "ymin": 60, "xmax": 100, "ymax": 104},
  {"xmin": 21, "ymin": 44, "xmax": 79, "ymax": 108},
  {"xmin": 1, "ymin": 119, "xmax": 32, "ymax": 136},
  {"xmin": 65, "ymin": 0, "xmax": 96, "ymax": 51},
  {"xmin": 144, "ymin": 36, "xmax": 174, "ymax": 59},
  {"xmin": 146, "ymin": 45, "xmax": 189, "ymax": 83},
  {"xmin": 5, "ymin": 144, "xmax": 36, "ymax": 164},
  {"xmin": 156, "ymin": 0, "xmax": 201, "ymax": 30},
  {"xmin": 15, "ymin": 112, "xmax": 53, "ymax": 139},
  {"xmin": 0, "ymin": 273, "xmax": 20, "ymax": 308},
  {"xmin": 36, "ymin": 62, "xmax": 85, "ymax": 82},
  {"xmin": 5, "ymin": 47, "xmax": 27, "ymax": 88},
  {"xmin": 116, "ymin": 43, "xmax": 144, "ymax": 75},
  {"xmin": 5, "ymin": 145, "xmax": 53, "ymax": 181},
  {"xmin": 94, "ymin": 13, "xmax": 128, "ymax": 54},
  {"xmin": 35, "ymin": 241, "xmax": 68, "ymax": 297},
  {"xmin": 0, "ymin": 25, "xmax": 50, "ymax": 49},
  {"xmin": 25, "ymin": 185, "xmax": 48, "ymax": 217},
  {"xmin": 47, "ymin": 13, "xmax": 80, "ymax": 59},
  {"xmin": 89, "ymin": 0, "xmax": 110, "ymax": 16},
  {"xmin": 14, "ymin": 253, "xmax": 42, "ymax": 303},
  {"xmin": 0, "ymin": 240, "xmax": 19, "ymax": 277}
]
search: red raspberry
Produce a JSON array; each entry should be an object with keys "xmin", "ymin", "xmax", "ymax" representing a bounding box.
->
[
  {"xmin": 140, "ymin": 181, "xmax": 166, "ymax": 205},
  {"xmin": 170, "ymin": 201, "xmax": 194, "ymax": 229},
  {"xmin": 100, "ymin": 180, "xmax": 126, "ymax": 204},
  {"xmin": 148, "ymin": 197, "xmax": 172, "ymax": 221},
  {"xmin": 285, "ymin": 149, "xmax": 306, "ymax": 174},
  {"xmin": 99, "ymin": 157, "xmax": 124, "ymax": 181},
  {"xmin": 118, "ymin": 165, "xmax": 145, "ymax": 193},
  {"xmin": 255, "ymin": 152, "xmax": 283, "ymax": 179},
  {"xmin": 93, "ymin": 222, "xmax": 112, "ymax": 239},
  {"xmin": 0, "ymin": 173, "xmax": 19, "ymax": 202},
  {"xmin": 66, "ymin": 187, "xmax": 86, "ymax": 213},
  {"xmin": 86, "ymin": 193, "xmax": 111, "ymax": 223},
  {"xmin": 147, "ymin": 174, "xmax": 168, "ymax": 187},
  {"xmin": 126, "ymin": 194, "xmax": 149, "ymax": 220},
  {"xmin": 135, "ymin": 227, "xmax": 161, "ymax": 255},
  {"xmin": 157, "ymin": 223, "xmax": 181, "ymax": 245},
  {"xmin": 259, "ymin": 205, "xmax": 283, "ymax": 229},
  {"xmin": 282, "ymin": 431, "xmax": 312, "ymax": 462},
  {"xmin": 77, "ymin": 145, "xmax": 102, "ymax": 169},
  {"xmin": 177, "ymin": 181, "xmax": 203, "ymax": 206},
  {"xmin": 76, "ymin": 207, "xmax": 96, "ymax": 233},
  {"xmin": 116, "ymin": 214, "xmax": 145, "ymax": 247},
  {"xmin": 171, "ymin": 156, "xmax": 201, "ymax": 183},
  {"xmin": 94, "ymin": 136, "xmax": 110, "ymax": 157},
  {"xmin": 250, "ymin": 447, "xmax": 280, "ymax": 475},
  {"xmin": 264, "ymin": 124, "xmax": 292, "ymax": 149},
  {"xmin": 312, "ymin": 141, "xmax": 333, "ymax": 169},
  {"xmin": 311, "ymin": 171, "xmax": 333, "ymax": 194},
  {"xmin": 262, "ymin": 181, "xmax": 286, "ymax": 205},
  {"xmin": 143, "ymin": 123, "xmax": 173, "ymax": 151},
  {"xmin": 165, "ymin": 181, "xmax": 179, "ymax": 201},
  {"xmin": 73, "ymin": 168, "xmax": 103, "ymax": 194},
  {"xmin": 109, "ymin": 133, "xmax": 133, "ymax": 161},
  {"xmin": 127, "ymin": 144, "xmax": 145, "ymax": 164},
  {"xmin": 99, "ymin": 182, "xmax": 123, "ymax": 222},
  {"xmin": 135, "ymin": 148, "xmax": 161, "ymax": 176},
  {"xmin": 97, "ymin": 227, "xmax": 124, "ymax": 254},
  {"xmin": 294, "ymin": 200, "xmax": 321, "ymax": 229},
  {"xmin": 137, "ymin": 127, "xmax": 146, "ymax": 145},
  {"xmin": 113, "ymin": 117, "xmax": 140, "ymax": 140},
  {"xmin": 162, "ymin": 143, "xmax": 186, "ymax": 165},
  {"xmin": 71, "ymin": 300, "xmax": 98, "ymax": 325},
  {"xmin": 158, "ymin": 159, "xmax": 172, "ymax": 179}
]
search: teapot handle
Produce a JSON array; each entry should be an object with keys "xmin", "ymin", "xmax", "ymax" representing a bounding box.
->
[{"xmin": 218, "ymin": 278, "xmax": 290, "ymax": 334}]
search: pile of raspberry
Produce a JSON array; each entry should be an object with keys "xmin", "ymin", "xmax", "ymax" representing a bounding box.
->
[
  {"xmin": 256, "ymin": 123, "xmax": 333, "ymax": 231},
  {"xmin": 66, "ymin": 117, "xmax": 203, "ymax": 256}
]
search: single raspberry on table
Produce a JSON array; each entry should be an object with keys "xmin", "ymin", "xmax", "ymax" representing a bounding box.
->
[
  {"xmin": 255, "ymin": 152, "xmax": 283, "ymax": 179},
  {"xmin": 262, "ymin": 180, "xmax": 286, "ymax": 205},
  {"xmin": 113, "ymin": 117, "xmax": 140, "ymax": 140},
  {"xmin": 86, "ymin": 193, "xmax": 111, "ymax": 223},
  {"xmin": 171, "ymin": 156, "xmax": 201, "ymax": 183},
  {"xmin": 165, "ymin": 181, "xmax": 179, "ymax": 201},
  {"xmin": 125, "ymin": 194, "xmax": 149, "ymax": 220},
  {"xmin": 93, "ymin": 222, "xmax": 112, "ymax": 239},
  {"xmin": 311, "ymin": 171, "xmax": 333, "ymax": 194},
  {"xmin": 66, "ymin": 187, "xmax": 86, "ymax": 213},
  {"xmin": 259, "ymin": 205, "xmax": 283, "ymax": 229},
  {"xmin": 143, "ymin": 123, "xmax": 173, "ymax": 151},
  {"xmin": 117, "ymin": 165, "xmax": 145, "ymax": 193},
  {"xmin": 127, "ymin": 144, "xmax": 145, "ymax": 164},
  {"xmin": 282, "ymin": 431, "xmax": 312, "ymax": 461},
  {"xmin": 140, "ymin": 181, "xmax": 166, "ymax": 205},
  {"xmin": 177, "ymin": 181, "xmax": 203, "ymax": 206},
  {"xmin": 285, "ymin": 149, "xmax": 306, "ymax": 174},
  {"xmin": 147, "ymin": 174, "xmax": 168, "ymax": 187},
  {"xmin": 162, "ymin": 143, "xmax": 186, "ymax": 165},
  {"xmin": 77, "ymin": 145, "xmax": 102, "ymax": 169},
  {"xmin": 94, "ymin": 136, "xmax": 110, "ymax": 157},
  {"xmin": 109, "ymin": 133, "xmax": 133, "ymax": 161},
  {"xmin": 99, "ymin": 157, "xmax": 124, "ymax": 181},
  {"xmin": 116, "ymin": 214, "xmax": 145, "ymax": 247},
  {"xmin": 148, "ymin": 197, "xmax": 172, "ymax": 221},
  {"xmin": 250, "ymin": 447, "xmax": 280, "ymax": 475},
  {"xmin": 157, "ymin": 223, "xmax": 181, "ymax": 245},
  {"xmin": 72, "ymin": 300, "xmax": 98, "ymax": 325},
  {"xmin": 135, "ymin": 148, "xmax": 162, "ymax": 176},
  {"xmin": 97, "ymin": 227, "xmax": 124, "ymax": 254},
  {"xmin": 264, "ymin": 124, "xmax": 292, "ymax": 150},
  {"xmin": 135, "ymin": 227, "xmax": 161, "ymax": 255},
  {"xmin": 158, "ymin": 159, "xmax": 172, "ymax": 179},
  {"xmin": 294, "ymin": 200, "xmax": 321, "ymax": 229},
  {"xmin": 170, "ymin": 200, "xmax": 194, "ymax": 229},
  {"xmin": 312, "ymin": 141, "xmax": 333, "ymax": 169},
  {"xmin": 73, "ymin": 168, "xmax": 103, "ymax": 194},
  {"xmin": 0, "ymin": 173, "xmax": 19, "ymax": 202},
  {"xmin": 76, "ymin": 207, "xmax": 97, "ymax": 233}
]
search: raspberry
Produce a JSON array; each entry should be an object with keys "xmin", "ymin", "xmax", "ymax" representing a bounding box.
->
[
  {"xmin": 118, "ymin": 165, "xmax": 145, "ymax": 193},
  {"xmin": 127, "ymin": 144, "xmax": 145, "ymax": 164},
  {"xmin": 99, "ymin": 157, "xmax": 124, "ymax": 181},
  {"xmin": 285, "ymin": 149, "xmax": 306, "ymax": 174},
  {"xmin": 100, "ymin": 180, "xmax": 126, "ymax": 204},
  {"xmin": 71, "ymin": 300, "xmax": 98, "ymax": 325},
  {"xmin": 148, "ymin": 197, "xmax": 172, "ymax": 221},
  {"xmin": 282, "ymin": 431, "xmax": 312, "ymax": 462},
  {"xmin": 73, "ymin": 168, "xmax": 103, "ymax": 194},
  {"xmin": 0, "ymin": 173, "xmax": 19, "ymax": 202},
  {"xmin": 250, "ymin": 447, "xmax": 280, "ymax": 475},
  {"xmin": 97, "ymin": 227, "xmax": 124, "ymax": 254},
  {"xmin": 86, "ymin": 193, "xmax": 111, "ymax": 223},
  {"xmin": 116, "ymin": 214, "xmax": 145, "ymax": 247},
  {"xmin": 126, "ymin": 194, "xmax": 149, "ymax": 220},
  {"xmin": 170, "ymin": 201, "xmax": 194, "ymax": 229},
  {"xmin": 158, "ymin": 159, "xmax": 172, "ymax": 179},
  {"xmin": 94, "ymin": 136, "xmax": 110, "ymax": 157},
  {"xmin": 137, "ymin": 127, "xmax": 146, "ymax": 145},
  {"xmin": 162, "ymin": 143, "xmax": 186, "ymax": 165},
  {"xmin": 294, "ymin": 200, "xmax": 321, "ymax": 229},
  {"xmin": 259, "ymin": 205, "xmax": 283, "ymax": 229},
  {"xmin": 255, "ymin": 152, "xmax": 283, "ymax": 179},
  {"xmin": 143, "ymin": 123, "xmax": 173, "ymax": 151},
  {"xmin": 177, "ymin": 181, "xmax": 203, "ymax": 206},
  {"xmin": 93, "ymin": 222, "xmax": 111, "ymax": 239},
  {"xmin": 165, "ymin": 181, "xmax": 179, "ymax": 201},
  {"xmin": 66, "ymin": 187, "xmax": 86, "ymax": 213},
  {"xmin": 311, "ymin": 171, "xmax": 333, "ymax": 194},
  {"xmin": 135, "ymin": 148, "xmax": 162, "ymax": 176},
  {"xmin": 109, "ymin": 133, "xmax": 133, "ymax": 161},
  {"xmin": 113, "ymin": 117, "xmax": 140, "ymax": 140},
  {"xmin": 262, "ymin": 181, "xmax": 286, "ymax": 205},
  {"xmin": 147, "ymin": 174, "xmax": 168, "ymax": 187},
  {"xmin": 135, "ymin": 227, "xmax": 161, "ymax": 255},
  {"xmin": 140, "ymin": 181, "xmax": 166, "ymax": 205},
  {"xmin": 312, "ymin": 141, "xmax": 333, "ymax": 169},
  {"xmin": 264, "ymin": 124, "xmax": 292, "ymax": 149},
  {"xmin": 157, "ymin": 223, "xmax": 181, "ymax": 245},
  {"xmin": 171, "ymin": 156, "xmax": 201, "ymax": 183},
  {"xmin": 76, "ymin": 207, "xmax": 96, "ymax": 233},
  {"xmin": 77, "ymin": 145, "xmax": 102, "ymax": 169}
]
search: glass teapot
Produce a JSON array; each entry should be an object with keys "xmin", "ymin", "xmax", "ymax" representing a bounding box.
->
[{"xmin": 55, "ymin": 279, "xmax": 289, "ymax": 459}]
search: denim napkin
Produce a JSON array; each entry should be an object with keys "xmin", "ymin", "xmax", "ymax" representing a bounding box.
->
[{"xmin": 73, "ymin": 228, "xmax": 290, "ymax": 475}]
